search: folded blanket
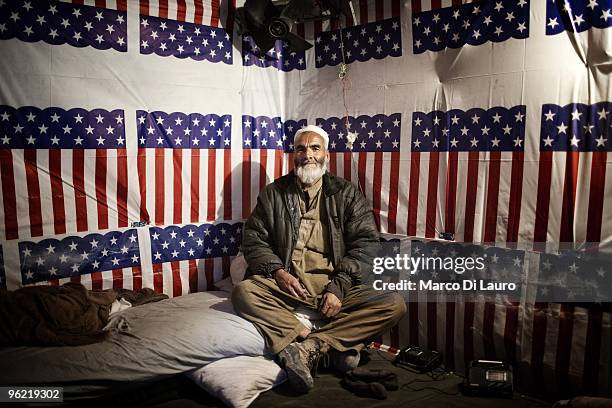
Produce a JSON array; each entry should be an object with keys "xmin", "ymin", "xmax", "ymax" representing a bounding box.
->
[
  {"xmin": 0, "ymin": 282, "xmax": 168, "ymax": 347},
  {"xmin": 115, "ymin": 287, "xmax": 168, "ymax": 306}
]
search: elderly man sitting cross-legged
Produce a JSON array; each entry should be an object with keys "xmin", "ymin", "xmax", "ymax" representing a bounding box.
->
[{"xmin": 232, "ymin": 125, "xmax": 406, "ymax": 393}]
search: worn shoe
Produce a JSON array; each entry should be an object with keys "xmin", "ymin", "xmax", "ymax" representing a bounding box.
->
[
  {"xmin": 341, "ymin": 378, "xmax": 388, "ymax": 400},
  {"xmin": 349, "ymin": 367, "xmax": 399, "ymax": 391},
  {"xmin": 278, "ymin": 338, "xmax": 330, "ymax": 393},
  {"xmin": 329, "ymin": 349, "xmax": 361, "ymax": 373}
]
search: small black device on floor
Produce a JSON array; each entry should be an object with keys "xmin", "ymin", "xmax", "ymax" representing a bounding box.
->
[
  {"xmin": 460, "ymin": 359, "xmax": 514, "ymax": 398},
  {"xmin": 393, "ymin": 346, "xmax": 443, "ymax": 373}
]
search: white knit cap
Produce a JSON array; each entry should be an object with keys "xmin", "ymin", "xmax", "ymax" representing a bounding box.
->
[{"xmin": 293, "ymin": 125, "xmax": 329, "ymax": 149}]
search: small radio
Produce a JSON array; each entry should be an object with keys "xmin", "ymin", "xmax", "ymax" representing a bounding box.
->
[
  {"xmin": 393, "ymin": 346, "xmax": 443, "ymax": 373},
  {"xmin": 461, "ymin": 360, "xmax": 513, "ymax": 398}
]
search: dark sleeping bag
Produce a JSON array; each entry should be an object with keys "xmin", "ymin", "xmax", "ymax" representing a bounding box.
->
[
  {"xmin": 0, "ymin": 282, "xmax": 115, "ymax": 346},
  {"xmin": 0, "ymin": 282, "xmax": 167, "ymax": 347}
]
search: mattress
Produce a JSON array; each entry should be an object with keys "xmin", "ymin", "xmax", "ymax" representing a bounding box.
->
[{"xmin": 0, "ymin": 291, "xmax": 267, "ymax": 384}]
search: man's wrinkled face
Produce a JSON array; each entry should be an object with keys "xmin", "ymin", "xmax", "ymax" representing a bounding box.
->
[{"xmin": 294, "ymin": 132, "xmax": 329, "ymax": 185}]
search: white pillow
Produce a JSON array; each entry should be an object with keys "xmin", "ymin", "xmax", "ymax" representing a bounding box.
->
[
  {"xmin": 230, "ymin": 254, "xmax": 248, "ymax": 286},
  {"xmin": 187, "ymin": 355, "xmax": 286, "ymax": 408}
]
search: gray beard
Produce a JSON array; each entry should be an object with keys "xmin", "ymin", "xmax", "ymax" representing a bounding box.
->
[{"xmin": 295, "ymin": 159, "xmax": 328, "ymax": 185}]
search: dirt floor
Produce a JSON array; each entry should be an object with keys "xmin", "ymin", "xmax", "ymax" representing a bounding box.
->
[{"xmin": 140, "ymin": 349, "xmax": 552, "ymax": 408}]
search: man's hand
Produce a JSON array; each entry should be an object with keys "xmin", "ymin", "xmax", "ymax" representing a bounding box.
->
[
  {"xmin": 319, "ymin": 292, "xmax": 342, "ymax": 318},
  {"xmin": 274, "ymin": 269, "xmax": 308, "ymax": 299}
]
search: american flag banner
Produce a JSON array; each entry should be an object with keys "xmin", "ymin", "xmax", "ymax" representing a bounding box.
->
[
  {"xmin": 383, "ymin": 237, "xmax": 612, "ymax": 397},
  {"xmin": 149, "ymin": 222, "xmax": 241, "ymax": 296},
  {"xmin": 536, "ymin": 251, "xmax": 610, "ymax": 303},
  {"xmin": 300, "ymin": 0, "xmax": 401, "ymax": 63},
  {"xmin": 1, "ymin": 0, "xmax": 612, "ymax": 397},
  {"xmin": 533, "ymin": 102, "xmax": 611, "ymax": 248},
  {"xmin": 314, "ymin": 17, "xmax": 402, "ymax": 67},
  {"xmin": 316, "ymin": 114, "xmax": 401, "ymax": 232},
  {"xmin": 281, "ymin": 118, "xmax": 307, "ymax": 185},
  {"xmin": 522, "ymin": 301, "xmax": 612, "ymax": 397},
  {"xmin": 240, "ymin": 115, "xmax": 306, "ymax": 219},
  {"xmin": 282, "ymin": 119, "xmax": 308, "ymax": 152},
  {"xmin": 139, "ymin": 14, "xmax": 232, "ymax": 63},
  {"xmin": 0, "ymin": 0, "xmax": 128, "ymax": 52},
  {"xmin": 409, "ymin": 106, "xmax": 526, "ymax": 243},
  {"xmin": 539, "ymin": 103, "xmax": 611, "ymax": 153},
  {"xmin": 242, "ymin": 36, "xmax": 306, "ymax": 71},
  {"xmin": 398, "ymin": 239, "xmax": 525, "ymax": 370},
  {"xmin": 242, "ymin": 115, "xmax": 291, "ymax": 150},
  {"xmin": 135, "ymin": 110, "xmax": 233, "ymax": 228},
  {"xmin": 411, "ymin": 0, "xmax": 530, "ymax": 53},
  {"xmin": 18, "ymin": 229, "xmax": 141, "ymax": 291},
  {"xmin": 546, "ymin": 0, "xmax": 612, "ymax": 35},
  {"xmin": 0, "ymin": 106, "xmax": 129, "ymax": 241},
  {"xmin": 138, "ymin": 0, "xmax": 235, "ymax": 63},
  {"xmin": 525, "ymin": 250, "xmax": 612, "ymax": 396},
  {"xmin": 139, "ymin": 0, "xmax": 234, "ymax": 29}
]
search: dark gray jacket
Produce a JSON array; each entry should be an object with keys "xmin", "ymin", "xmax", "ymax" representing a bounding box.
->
[{"xmin": 242, "ymin": 171, "xmax": 380, "ymax": 300}]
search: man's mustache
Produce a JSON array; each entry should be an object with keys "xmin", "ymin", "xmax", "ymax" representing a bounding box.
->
[{"xmin": 297, "ymin": 158, "xmax": 325, "ymax": 166}]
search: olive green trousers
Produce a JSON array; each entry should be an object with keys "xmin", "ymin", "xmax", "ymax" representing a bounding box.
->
[{"xmin": 231, "ymin": 275, "xmax": 406, "ymax": 355}]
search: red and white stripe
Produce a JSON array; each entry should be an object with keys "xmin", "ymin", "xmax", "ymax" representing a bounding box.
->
[
  {"xmin": 149, "ymin": 256, "xmax": 231, "ymax": 297},
  {"xmin": 379, "ymin": 241, "xmax": 611, "ymax": 395},
  {"xmin": 0, "ymin": 149, "xmax": 129, "ymax": 242},
  {"xmin": 139, "ymin": 0, "xmax": 234, "ymax": 29},
  {"xmin": 328, "ymin": 151, "xmax": 402, "ymax": 233},
  {"xmin": 403, "ymin": 5, "xmax": 527, "ymax": 242},
  {"xmin": 405, "ymin": 149, "xmax": 525, "ymax": 243},
  {"xmin": 521, "ymin": 301, "xmax": 612, "ymax": 397},
  {"xmin": 138, "ymin": 222, "xmax": 233, "ymax": 297},
  {"xmin": 297, "ymin": 0, "xmax": 405, "ymax": 235},
  {"xmin": 240, "ymin": 148, "xmax": 286, "ymax": 219},
  {"xmin": 410, "ymin": 0, "xmax": 474, "ymax": 13},
  {"xmin": 26, "ymin": 267, "xmax": 143, "ymax": 292},
  {"xmin": 60, "ymin": 0, "xmax": 128, "ymax": 11},
  {"xmin": 136, "ymin": 147, "xmax": 233, "ymax": 227},
  {"xmin": 530, "ymin": 151, "xmax": 609, "ymax": 251},
  {"xmin": 23, "ymin": 258, "xmax": 233, "ymax": 298},
  {"xmin": 393, "ymin": 296, "xmax": 611, "ymax": 396}
]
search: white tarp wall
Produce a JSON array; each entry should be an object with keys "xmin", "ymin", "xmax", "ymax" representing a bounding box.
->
[{"xmin": 0, "ymin": 0, "xmax": 610, "ymax": 398}]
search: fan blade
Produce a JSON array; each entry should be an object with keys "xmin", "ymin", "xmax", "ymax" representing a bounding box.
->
[
  {"xmin": 280, "ymin": 0, "xmax": 316, "ymax": 19},
  {"xmin": 285, "ymin": 32, "xmax": 313, "ymax": 52},
  {"xmin": 243, "ymin": 0, "xmax": 279, "ymax": 28},
  {"xmin": 250, "ymin": 29, "xmax": 278, "ymax": 53}
]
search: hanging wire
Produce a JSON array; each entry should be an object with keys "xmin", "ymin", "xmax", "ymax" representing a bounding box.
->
[
  {"xmin": 335, "ymin": 17, "xmax": 365, "ymax": 195},
  {"xmin": 338, "ymin": 18, "xmax": 352, "ymax": 138}
]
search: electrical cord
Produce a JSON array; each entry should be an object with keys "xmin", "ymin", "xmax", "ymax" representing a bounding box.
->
[
  {"xmin": 424, "ymin": 364, "xmax": 449, "ymax": 381},
  {"xmin": 371, "ymin": 348, "xmax": 458, "ymax": 395},
  {"xmin": 334, "ymin": 19, "xmax": 367, "ymax": 198},
  {"xmin": 401, "ymin": 380, "xmax": 461, "ymax": 396},
  {"xmin": 397, "ymin": 364, "xmax": 460, "ymax": 396},
  {"xmin": 335, "ymin": 17, "xmax": 450, "ymax": 237},
  {"xmin": 372, "ymin": 349, "xmax": 548, "ymax": 403}
]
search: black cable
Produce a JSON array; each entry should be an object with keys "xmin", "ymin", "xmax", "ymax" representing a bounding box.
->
[
  {"xmin": 401, "ymin": 384, "xmax": 461, "ymax": 396},
  {"xmin": 425, "ymin": 363, "xmax": 449, "ymax": 380},
  {"xmin": 400, "ymin": 376, "xmax": 460, "ymax": 396},
  {"xmin": 370, "ymin": 348, "xmax": 461, "ymax": 396}
]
